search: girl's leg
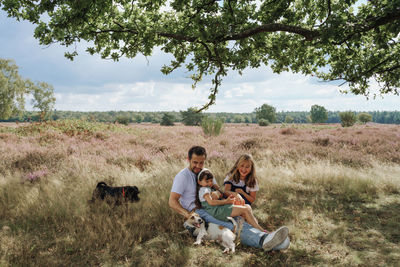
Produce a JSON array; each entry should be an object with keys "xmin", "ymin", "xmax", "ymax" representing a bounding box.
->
[
  {"xmin": 231, "ymin": 205, "xmax": 265, "ymax": 231},
  {"xmin": 245, "ymin": 204, "xmax": 259, "ymax": 224}
]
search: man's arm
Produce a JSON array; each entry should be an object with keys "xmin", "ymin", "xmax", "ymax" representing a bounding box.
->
[{"xmin": 169, "ymin": 192, "xmax": 191, "ymax": 219}]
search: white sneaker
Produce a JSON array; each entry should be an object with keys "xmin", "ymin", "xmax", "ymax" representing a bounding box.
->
[
  {"xmin": 262, "ymin": 226, "xmax": 289, "ymax": 251},
  {"xmin": 273, "ymin": 236, "xmax": 290, "ymax": 251}
]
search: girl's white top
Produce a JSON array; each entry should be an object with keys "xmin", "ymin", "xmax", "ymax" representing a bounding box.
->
[
  {"xmin": 198, "ymin": 186, "xmax": 212, "ymax": 202},
  {"xmin": 224, "ymin": 175, "xmax": 259, "ymax": 193}
]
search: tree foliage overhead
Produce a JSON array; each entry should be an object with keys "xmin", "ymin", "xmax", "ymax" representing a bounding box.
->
[{"xmin": 2, "ymin": 0, "xmax": 399, "ymax": 111}]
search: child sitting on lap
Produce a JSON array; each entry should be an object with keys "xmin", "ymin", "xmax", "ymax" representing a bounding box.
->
[{"xmin": 196, "ymin": 168, "xmax": 264, "ymax": 231}]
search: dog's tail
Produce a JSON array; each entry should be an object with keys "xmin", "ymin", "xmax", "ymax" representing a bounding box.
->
[
  {"xmin": 227, "ymin": 217, "xmax": 238, "ymax": 232},
  {"xmin": 227, "ymin": 217, "xmax": 243, "ymax": 244}
]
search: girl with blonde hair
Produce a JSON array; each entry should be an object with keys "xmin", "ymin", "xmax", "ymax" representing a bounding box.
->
[{"xmin": 224, "ymin": 154, "xmax": 259, "ymax": 205}]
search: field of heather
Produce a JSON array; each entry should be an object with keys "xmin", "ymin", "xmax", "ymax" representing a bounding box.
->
[{"xmin": 1, "ymin": 121, "xmax": 399, "ymax": 266}]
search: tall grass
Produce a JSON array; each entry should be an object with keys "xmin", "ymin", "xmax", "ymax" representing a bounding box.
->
[{"xmin": 0, "ymin": 121, "xmax": 399, "ymax": 266}]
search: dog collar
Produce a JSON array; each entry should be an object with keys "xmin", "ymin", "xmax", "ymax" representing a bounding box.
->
[{"xmin": 122, "ymin": 188, "xmax": 125, "ymax": 198}]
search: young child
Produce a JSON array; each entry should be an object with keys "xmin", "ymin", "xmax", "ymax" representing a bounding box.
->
[
  {"xmin": 196, "ymin": 168, "xmax": 265, "ymax": 232},
  {"xmin": 224, "ymin": 154, "xmax": 259, "ymax": 205}
]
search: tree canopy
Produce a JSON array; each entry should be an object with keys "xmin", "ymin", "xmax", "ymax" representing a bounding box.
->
[
  {"xmin": 255, "ymin": 103, "xmax": 276, "ymax": 123},
  {"xmin": 181, "ymin": 107, "xmax": 204, "ymax": 125},
  {"xmin": 2, "ymin": 0, "xmax": 399, "ymax": 111},
  {"xmin": 310, "ymin": 104, "xmax": 328, "ymax": 123},
  {"xmin": 0, "ymin": 58, "xmax": 56, "ymax": 120}
]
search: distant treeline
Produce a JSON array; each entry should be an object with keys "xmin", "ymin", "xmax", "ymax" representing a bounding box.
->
[{"xmin": 1, "ymin": 110, "xmax": 400, "ymax": 124}]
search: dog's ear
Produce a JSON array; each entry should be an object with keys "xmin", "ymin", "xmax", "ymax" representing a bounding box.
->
[
  {"xmin": 188, "ymin": 211, "xmax": 197, "ymax": 218},
  {"xmin": 97, "ymin": 182, "xmax": 106, "ymax": 188}
]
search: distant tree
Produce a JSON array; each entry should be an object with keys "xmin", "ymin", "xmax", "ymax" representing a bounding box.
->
[
  {"xmin": 233, "ymin": 115, "xmax": 245, "ymax": 123},
  {"xmin": 152, "ymin": 113, "xmax": 163, "ymax": 123},
  {"xmin": 258, "ymin": 118, "xmax": 270, "ymax": 126},
  {"xmin": 326, "ymin": 111, "xmax": 341, "ymax": 123},
  {"xmin": 115, "ymin": 115, "xmax": 130, "ymax": 125},
  {"xmin": 0, "ymin": 58, "xmax": 55, "ymax": 120},
  {"xmin": 357, "ymin": 113, "xmax": 372, "ymax": 124},
  {"xmin": 284, "ymin": 115, "xmax": 294, "ymax": 123},
  {"xmin": 134, "ymin": 114, "xmax": 143, "ymax": 123},
  {"xmin": 310, "ymin": 105, "xmax": 328, "ymax": 123},
  {"xmin": 181, "ymin": 107, "xmax": 204, "ymax": 126},
  {"xmin": 142, "ymin": 113, "xmax": 151, "ymax": 122},
  {"xmin": 219, "ymin": 116, "xmax": 227, "ymax": 123},
  {"xmin": 160, "ymin": 113, "xmax": 175, "ymax": 126},
  {"xmin": 339, "ymin": 111, "xmax": 357, "ymax": 127},
  {"xmin": 393, "ymin": 113, "xmax": 400, "ymax": 124},
  {"xmin": 255, "ymin": 104, "xmax": 276, "ymax": 124},
  {"xmin": 30, "ymin": 81, "xmax": 56, "ymax": 121},
  {"xmin": 251, "ymin": 114, "xmax": 258, "ymax": 123}
]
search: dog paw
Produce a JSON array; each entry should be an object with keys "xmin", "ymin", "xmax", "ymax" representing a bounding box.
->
[{"xmin": 193, "ymin": 241, "xmax": 201, "ymax": 245}]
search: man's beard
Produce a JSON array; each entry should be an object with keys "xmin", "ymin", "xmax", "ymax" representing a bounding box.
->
[{"xmin": 191, "ymin": 166, "xmax": 201, "ymax": 174}]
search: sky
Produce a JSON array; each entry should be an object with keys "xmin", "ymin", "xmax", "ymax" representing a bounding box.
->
[{"xmin": 0, "ymin": 9, "xmax": 398, "ymax": 113}]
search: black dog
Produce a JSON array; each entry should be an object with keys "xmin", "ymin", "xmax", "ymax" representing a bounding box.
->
[{"xmin": 90, "ymin": 182, "xmax": 140, "ymax": 205}]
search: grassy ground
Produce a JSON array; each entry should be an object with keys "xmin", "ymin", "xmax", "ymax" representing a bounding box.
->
[{"xmin": 0, "ymin": 121, "xmax": 399, "ymax": 266}]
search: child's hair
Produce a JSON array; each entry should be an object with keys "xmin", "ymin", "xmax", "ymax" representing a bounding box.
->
[
  {"xmin": 195, "ymin": 168, "xmax": 214, "ymax": 209},
  {"xmin": 227, "ymin": 154, "xmax": 257, "ymax": 188}
]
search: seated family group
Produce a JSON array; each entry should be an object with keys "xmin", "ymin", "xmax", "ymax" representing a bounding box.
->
[{"xmin": 169, "ymin": 146, "xmax": 290, "ymax": 251}]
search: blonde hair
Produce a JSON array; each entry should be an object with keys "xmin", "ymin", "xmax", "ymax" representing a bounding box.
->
[{"xmin": 227, "ymin": 154, "xmax": 257, "ymax": 188}]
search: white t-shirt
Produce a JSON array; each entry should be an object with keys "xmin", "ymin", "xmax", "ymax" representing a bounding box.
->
[
  {"xmin": 223, "ymin": 175, "xmax": 259, "ymax": 193},
  {"xmin": 198, "ymin": 187, "xmax": 212, "ymax": 202},
  {"xmin": 171, "ymin": 167, "xmax": 217, "ymax": 212}
]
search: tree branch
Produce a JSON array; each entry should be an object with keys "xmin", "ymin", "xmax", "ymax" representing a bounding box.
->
[
  {"xmin": 196, "ymin": 66, "xmax": 223, "ymax": 113},
  {"xmin": 196, "ymin": 44, "xmax": 226, "ymax": 112},
  {"xmin": 320, "ymin": 0, "xmax": 332, "ymax": 26},
  {"xmin": 220, "ymin": 23, "xmax": 320, "ymax": 41},
  {"xmin": 377, "ymin": 64, "xmax": 400, "ymax": 74},
  {"xmin": 93, "ymin": 20, "xmax": 320, "ymax": 44},
  {"xmin": 333, "ymin": 8, "xmax": 400, "ymax": 45}
]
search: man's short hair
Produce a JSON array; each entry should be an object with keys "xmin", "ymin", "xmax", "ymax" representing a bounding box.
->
[{"xmin": 188, "ymin": 146, "xmax": 207, "ymax": 160}]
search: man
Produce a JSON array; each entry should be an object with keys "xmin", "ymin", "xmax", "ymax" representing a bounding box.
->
[{"xmin": 169, "ymin": 145, "xmax": 290, "ymax": 250}]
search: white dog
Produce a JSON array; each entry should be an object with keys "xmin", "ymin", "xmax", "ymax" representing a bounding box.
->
[{"xmin": 184, "ymin": 211, "xmax": 243, "ymax": 253}]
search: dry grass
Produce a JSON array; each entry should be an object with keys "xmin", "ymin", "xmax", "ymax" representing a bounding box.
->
[{"xmin": 0, "ymin": 121, "xmax": 399, "ymax": 266}]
